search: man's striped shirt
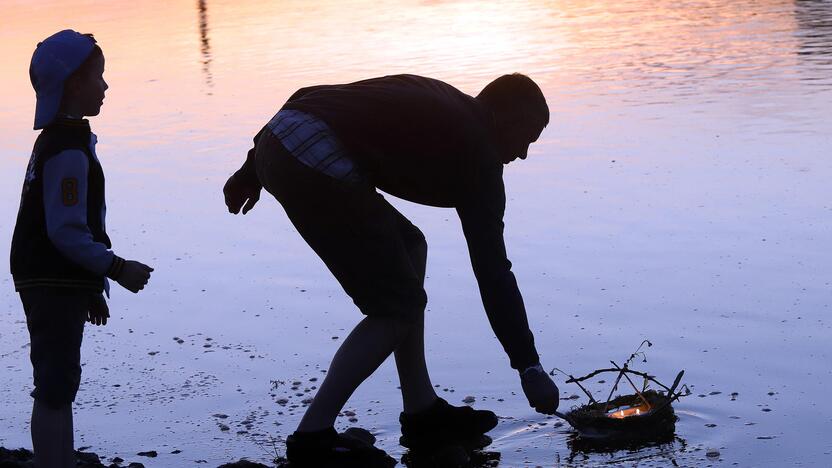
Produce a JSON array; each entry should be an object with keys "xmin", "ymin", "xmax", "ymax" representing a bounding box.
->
[{"xmin": 266, "ymin": 109, "xmax": 362, "ymax": 183}]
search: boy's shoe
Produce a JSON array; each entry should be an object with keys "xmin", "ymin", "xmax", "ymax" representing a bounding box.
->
[
  {"xmin": 399, "ymin": 397, "xmax": 498, "ymax": 449},
  {"xmin": 286, "ymin": 427, "xmax": 397, "ymax": 468}
]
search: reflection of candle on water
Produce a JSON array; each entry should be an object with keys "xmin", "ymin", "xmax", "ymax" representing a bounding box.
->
[{"xmin": 608, "ymin": 403, "xmax": 651, "ymax": 419}]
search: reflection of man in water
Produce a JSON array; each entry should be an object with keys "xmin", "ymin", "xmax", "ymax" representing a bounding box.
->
[{"xmin": 224, "ymin": 73, "xmax": 559, "ymax": 466}]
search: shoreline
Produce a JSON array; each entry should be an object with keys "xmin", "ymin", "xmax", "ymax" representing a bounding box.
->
[{"xmin": 0, "ymin": 447, "xmax": 275, "ymax": 468}]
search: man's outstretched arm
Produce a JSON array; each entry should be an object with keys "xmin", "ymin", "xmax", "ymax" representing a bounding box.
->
[
  {"xmin": 456, "ymin": 191, "xmax": 539, "ymax": 370},
  {"xmin": 456, "ymin": 166, "xmax": 559, "ymax": 413}
]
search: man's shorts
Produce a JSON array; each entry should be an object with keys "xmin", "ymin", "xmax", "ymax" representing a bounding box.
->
[
  {"xmin": 19, "ymin": 287, "xmax": 89, "ymax": 408},
  {"xmin": 255, "ymin": 129, "xmax": 428, "ymax": 321}
]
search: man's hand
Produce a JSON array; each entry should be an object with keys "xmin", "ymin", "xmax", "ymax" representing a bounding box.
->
[
  {"xmin": 88, "ymin": 293, "xmax": 109, "ymax": 326},
  {"xmin": 116, "ymin": 260, "xmax": 153, "ymax": 293},
  {"xmin": 520, "ymin": 363, "xmax": 560, "ymax": 414},
  {"xmin": 223, "ymin": 172, "xmax": 261, "ymax": 215}
]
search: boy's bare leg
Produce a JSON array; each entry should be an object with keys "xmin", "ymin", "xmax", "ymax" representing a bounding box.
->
[
  {"xmin": 31, "ymin": 399, "xmax": 73, "ymax": 468},
  {"xmin": 297, "ymin": 315, "xmax": 415, "ymax": 432},
  {"xmin": 62, "ymin": 404, "xmax": 75, "ymax": 468}
]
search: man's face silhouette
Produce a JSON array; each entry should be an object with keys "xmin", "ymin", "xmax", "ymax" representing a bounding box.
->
[{"xmin": 501, "ymin": 121, "xmax": 543, "ymax": 164}]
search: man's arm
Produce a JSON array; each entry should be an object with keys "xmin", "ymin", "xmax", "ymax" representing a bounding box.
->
[
  {"xmin": 457, "ymin": 164, "xmax": 559, "ymax": 414},
  {"xmin": 236, "ymin": 127, "xmax": 265, "ymax": 186},
  {"xmin": 224, "ymin": 128, "xmax": 264, "ymax": 215},
  {"xmin": 456, "ymin": 166, "xmax": 539, "ymax": 371},
  {"xmin": 235, "ymin": 84, "xmax": 326, "ymax": 180}
]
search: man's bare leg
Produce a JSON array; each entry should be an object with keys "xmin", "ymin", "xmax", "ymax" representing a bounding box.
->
[
  {"xmin": 393, "ymin": 227, "xmax": 437, "ymax": 414},
  {"xmin": 394, "ymin": 316, "xmax": 438, "ymax": 414},
  {"xmin": 297, "ymin": 315, "xmax": 415, "ymax": 432}
]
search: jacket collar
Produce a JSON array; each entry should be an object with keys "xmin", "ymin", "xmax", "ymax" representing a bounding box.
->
[{"xmin": 47, "ymin": 117, "xmax": 91, "ymax": 132}]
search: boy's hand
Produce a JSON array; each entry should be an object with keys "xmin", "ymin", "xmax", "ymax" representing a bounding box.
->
[
  {"xmin": 520, "ymin": 363, "xmax": 560, "ymax": 414},
  {"xmin": 223, "ymin": 173, "xmax": 261, "ymax": 215},
  {"xmin": 88, "ymin": 293, "xmax": 110, "ymax": 326},
  {"xmin": 117, "ymin": 260, "xmax": 153, "ymax": 293}
]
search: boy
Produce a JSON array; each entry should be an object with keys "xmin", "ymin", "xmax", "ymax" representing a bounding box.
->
[
  {"xmin": 224, "ymin": 74, "xmax": 559, "ymax": 466},
  {"xmin": 10, "ymin": 30, "xmax": 153, "ymax": 468}
]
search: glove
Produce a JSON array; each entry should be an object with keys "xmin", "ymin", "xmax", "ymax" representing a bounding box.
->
[
  {"xmin": 520, "ymin": 363, "xmax": 559, "ymax": 414},
  {"xmin": 108, "ymin": 256, "xmax": 153, "ymax": 293}
]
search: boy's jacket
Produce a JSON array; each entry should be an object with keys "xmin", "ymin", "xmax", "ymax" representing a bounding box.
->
[{"xmin": 10, "ymin": 118, "xmax": 111, "ymax": 291}]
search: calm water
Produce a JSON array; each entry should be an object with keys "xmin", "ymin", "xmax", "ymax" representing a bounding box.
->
[{"xmin": 1, "ymin": 1, "xmax": 831, "ymax": 466}]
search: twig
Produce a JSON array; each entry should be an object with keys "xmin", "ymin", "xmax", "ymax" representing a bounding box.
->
[
  {"xmin": 645, "ymin": 375, "xmax": 689, "ymax": 414},
  {"xmin": 552, "ymin": 367, "xmax": 597, "ymax": 404},
  {"xmin": 566, "ymin": 368, "xmax": 671, "ymax": 393},
  {"xmin": 624, "ymin": 340, "xmax": 652, "ymax": 367},
  {"xmin": 611, "ymin": 361, "xmax": 651, "ymax": 408},
  {"xmin": 554, "ymin": 410, "xmax": 576, "ymax": 426},
  {"xmin": 667, "ymin": 370, "xmax": 685, "ymax": 399},
  {"xmin": 603, "ymin": 364, "xmax": 627, "ymax": 412}
]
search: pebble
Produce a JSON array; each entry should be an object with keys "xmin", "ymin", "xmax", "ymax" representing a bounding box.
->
[
  {"xmin": 706, "ymin": 448, "xmax": 720, "ymax": 458},
  {"xmin": 463, "ymin": 396, "xmax": 476, "ymax": 403},
  {"xmin": 136, "ymin": 450, "xmax": 157, "ymax": 457}
]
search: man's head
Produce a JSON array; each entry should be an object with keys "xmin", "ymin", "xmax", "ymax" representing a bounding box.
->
[
  {"xmin": 476, "ymin": 73, "xmax": 549, "ymax": 164},
  {"xmin": 30, "ymin": 30, "xmax": 107, "ymax": 129}
]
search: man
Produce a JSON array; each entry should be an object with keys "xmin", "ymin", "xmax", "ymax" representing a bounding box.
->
[{"xmin": 224, "ymin": 73, "xmax": 558, "ymax": 467}]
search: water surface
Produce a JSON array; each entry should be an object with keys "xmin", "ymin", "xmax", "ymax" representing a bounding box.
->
[{"xmin": 1, "ymin": 1, "xmax": 831, "ymax": 466}]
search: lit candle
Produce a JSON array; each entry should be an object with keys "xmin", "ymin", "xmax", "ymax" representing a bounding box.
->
[{"xmin": 607, "ymin": 403, "xmax": 651, "ymax": 419}]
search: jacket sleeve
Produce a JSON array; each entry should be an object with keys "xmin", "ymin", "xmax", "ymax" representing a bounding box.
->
[
  {"xmin": 456, "ymin": 165, "xmax": 540, "ymax": 370},
  {"xmin": 239, "ymin": 127, "xmax": 266, "ymax": 185},
  {"xmin": 42, "ymin": 149, "xmax": 118, "ymax": 277}
]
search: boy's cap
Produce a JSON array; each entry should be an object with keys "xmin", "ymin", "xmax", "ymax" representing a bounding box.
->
[{"xmin": 30, "ymin": 30, "xmax": 97, "ymax": 130}]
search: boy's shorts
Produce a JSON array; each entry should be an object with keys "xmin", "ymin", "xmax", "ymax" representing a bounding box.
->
[
  {"xmin": 20, "ymin": 287, "xmax": 89, "ymax": 408},
  {"xmin": 255, "ymin": 130, "xmax": 427, "ymax": 322}
]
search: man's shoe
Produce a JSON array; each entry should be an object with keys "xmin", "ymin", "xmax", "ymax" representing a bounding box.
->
[
  {"xmin": 399, "ymin": 397, "xmax": 498, "ymax": 449},
  {"xmin": 286, "ymin": 427, "xmax": 397, "ymax": 467}
]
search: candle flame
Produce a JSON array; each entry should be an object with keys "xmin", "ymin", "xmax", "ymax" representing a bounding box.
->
[{"xmin": 608, "ymin": 402, "xmax": 651, "ymax": 419}]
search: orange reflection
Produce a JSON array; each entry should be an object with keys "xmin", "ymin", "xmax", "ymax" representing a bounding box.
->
[
  {"xmin": 0, "ymin": 0, "xmax": 806, "ymax": 154},
  {"xmin": 607, "ymin": 402, "xmax": 652, "ymax": 419}
]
